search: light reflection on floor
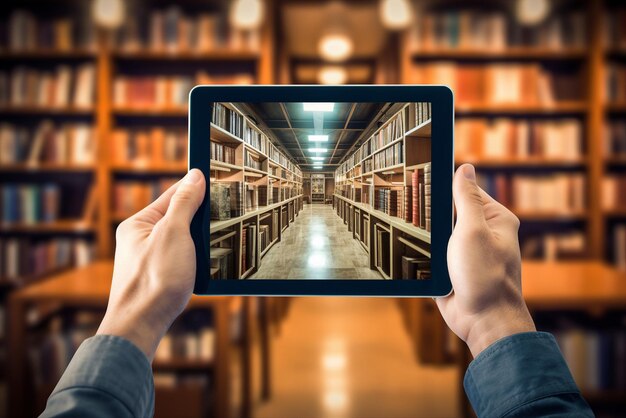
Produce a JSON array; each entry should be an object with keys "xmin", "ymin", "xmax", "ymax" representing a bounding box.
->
[{"xmin": 254, "ymin": 297, "xmax": 459, "ymax": 418}]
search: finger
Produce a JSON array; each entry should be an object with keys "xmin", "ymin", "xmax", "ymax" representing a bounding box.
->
[
  {"xmin": 165, "ymin": 169, "xmax": 206, "ymax": 226},
  {"xmin": 453, "ymin": 164, "xmax": 486, "ymax": 226},
  {"xmin": 131, "ymin": 180, "xmax": 182, "ymax": 224}
]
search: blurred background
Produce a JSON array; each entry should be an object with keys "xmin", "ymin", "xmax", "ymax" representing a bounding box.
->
[{"xmin": 1, "ymin": 0, "xmax": 626, "ymax": 417}]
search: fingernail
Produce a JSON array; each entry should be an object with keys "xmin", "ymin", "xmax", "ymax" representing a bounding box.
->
[
  {"xmin": 463, "ymin": 164, "xmax": 475, "ymax": 181},
  {"xmin": 184, "ymin": 169, "xmax": 202, "ymax": 184}
]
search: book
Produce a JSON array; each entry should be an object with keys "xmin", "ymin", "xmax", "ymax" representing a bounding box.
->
[
  {"xmin": 605, "ymin": 121, "xmax": 626, "ymax": 157},
  {"xmin": 113, "ymin": 178, "xmax": 178, "ymax": 218},
  {"xmin": 602, "ymin": 176, "xmax": 626, "ymax": 210},
  {"xmin": 0, "ymin": 184, "xmax": 60, "ymax": 224}
]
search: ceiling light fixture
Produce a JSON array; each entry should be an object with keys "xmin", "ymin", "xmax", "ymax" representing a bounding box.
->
[
  {"xmin": 311, "ymin": 157, "xmax": 324, "ymax": 161},
  {"xmin": 308, "ymin": 135, "xmax": 329, "ymax": 142},
  {"xmin": 515, "ymin": 0, "xmax": 550, "ymax": 25},
  {"xmin": 92, "ymin": 0, "xmax": 125, "ymax": 29},
  {"xmin": 318, "ymin": 32, "xmax": 353, "ymax": 62},
  {"xmin": 309, "ymin": 148, "xmax": 328, "ymax": 153},
  {"xmin": 380, "ymin": 0, "xmax": 412, "ymax": 30},
  {"xmin": 304, "ymin": 103, "xmax": 334, "ymax": 112},
  {"xmin": 318, "ymin": 66, "xmax": 348, "ymax": 85},
  {"xmin": 230, "ymin": 0, "xmax": 264, "ymax": 30},
  {"xmin": 314, "ymin": 166, "xmax": 323, "ymax": 169}
]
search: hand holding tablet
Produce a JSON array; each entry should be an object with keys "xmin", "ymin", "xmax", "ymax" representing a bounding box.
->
[{"xmin": 189, "ymin": 85, "xmax": 454, "ymax": 296}]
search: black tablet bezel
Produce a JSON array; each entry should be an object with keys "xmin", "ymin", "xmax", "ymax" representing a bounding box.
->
[{"xmin": 190, "ymin": 85, "xmax": 453, "ymax": 297}]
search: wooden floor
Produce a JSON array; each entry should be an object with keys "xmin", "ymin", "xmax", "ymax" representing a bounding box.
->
[{"xmin": 253, "ymin": 204, "xmax": 459, "ymax": 418}]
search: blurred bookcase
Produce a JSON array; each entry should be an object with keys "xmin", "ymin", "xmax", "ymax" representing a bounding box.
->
[
  {"xmin": 0, "ymin": 1, "xmax": 277, "ymax": 417},
  {"xmin": 398, "ymin": 1, "xmax": 626, "ymax": 415}
]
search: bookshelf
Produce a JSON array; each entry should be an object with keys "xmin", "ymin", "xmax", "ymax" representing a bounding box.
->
[
  {"xmin": 1, "ymin": 3, "xmax": 278, "ymax": 418},
  {"xmin": 396, "ymin": 1, "xmax": 626, "ymax": 415},
  {"xmin": 209, "ymin": 102, "xmax": 303, "ymax": 280},
  {"xmin": 334, "ymin": 102, "xmax": 432, "ymax": 280}
]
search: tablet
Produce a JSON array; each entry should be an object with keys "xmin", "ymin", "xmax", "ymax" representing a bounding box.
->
[{"xmin": 189, "ymin": 85, "xmax": 453, "ymax": 296}]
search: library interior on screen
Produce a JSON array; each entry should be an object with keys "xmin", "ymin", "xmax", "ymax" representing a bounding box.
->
[{"xmin": 209, "ymin": 102, "xmax": 432, "ymax": 280}]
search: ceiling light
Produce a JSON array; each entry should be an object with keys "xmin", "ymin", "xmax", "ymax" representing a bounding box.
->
[
  {"xmin": 318, "ymin": 32, "xmax": 353, "ymax": 62},
  {"xmin": 318, "ymin": 66, "xmax": 348, "ymax": 85},
  {"xmin": 314, "ymin": 166, "xmax": 323, "ymax": 169},
  {"xmin": 380, "ymin": 0, "xmax": 412, "ymax": 30},
  {"xmin": 516, "ymin": 0, "xmax": 550, "ymax": 25},
  {"xmin": 309, "ymin": 148, "xmax": 327, "ymax": 153},
  {"xmin": 309, "ymin": 135, "xmax": 329, "ymax": 142},
  {"xmin": 304, "ymin": 103, "xmax": 334, "ymax": 112},
  {"xmin": 92, "ymin": 0, "xmax": 125, "ymax": 29},
  {"xmin": 230, "ymin": 0, "xmax": 264, "ymax": 30},
  {"xmin": 311, "ymin": 157, "xmax": 324, "ymax": 161}
]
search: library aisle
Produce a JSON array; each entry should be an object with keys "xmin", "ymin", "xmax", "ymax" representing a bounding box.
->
[
  {"xmin": 255, "ymin": 297, "xmax": 458, "ymax": 418},
  {"xmin": 251, "ymin": 204, "xmax": 382, "ymax": 280}
]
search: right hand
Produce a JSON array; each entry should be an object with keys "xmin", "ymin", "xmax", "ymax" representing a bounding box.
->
[{"xmin": 437, "ymin": 164, "xmax": 536, "ymax": 357}]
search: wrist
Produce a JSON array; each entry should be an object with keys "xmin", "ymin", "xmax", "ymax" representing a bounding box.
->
[
  {"xmin": 465, "ymin": 304, "xmax": 536, "ymax": 358},
  {"xmin": 97, "ymin": 302, "xmax": 168, "ymax": 361}
]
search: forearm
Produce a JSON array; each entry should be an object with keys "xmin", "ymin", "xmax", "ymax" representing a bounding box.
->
[
  {"xmin": 464, "ymin": 332, "xmax": 594, "ymax": 418},
  {"xmin": 41, "ymin": 335, "xmax": 154, "ymax": 418}
]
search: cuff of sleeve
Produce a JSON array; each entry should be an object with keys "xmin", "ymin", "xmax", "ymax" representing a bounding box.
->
[
  {"xmin": 51, "ymin": 334, "xmax": 154, "ymax": 417},
  {"xmin": 464, "ymin": 331, "xmax": 580, "ymax": 418}
]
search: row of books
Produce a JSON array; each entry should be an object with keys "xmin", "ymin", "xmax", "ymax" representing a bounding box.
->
[
  {"xmin": 408, "ymin": 10, "xmax": 586, "ymax": 51},
  {"xmin": 115, "ymin": 7, "xmax": 260, "ymax": 53},
  {"xmin": 0, "ymin": 65, "xmax": 95, "ymax": 108},
  {"xmin": 0, "ymin": 237, "xmax": 93, "ymax": 283},
  {"xmin": 412, "ymin": 164, "xmax": 431, "ymax": 232},
  {"xmin": 554, "ymin": 327, "xmax": 626, "ymax": 391},
  {"xmin": 615, "ymin": 225, "xmax": 626, "ymax": 272},
  {"xmin": 210, "ymin": 246, "xmax": 234, "ymax": 279},
  {"xmin": 0, "ymin": 184, "xmax": 59, "ymax": 224},
  {"xmin": 241, "ymin": 223, "xmax": 257, "ymax": 275},
  {"xmin": 374, "ymin": 188, "xmax": 401, "ymax": 218},
  {"xmin": 154, "ymin": 328, "xmax": 215, "ymax": 362},
  {"xmin": 113, "ymin": 76, "xmax": 194, "ymax": 109},
  {"xmin": 30, "ymin": 314, "xmax": 100, "ymax": 385},
  {"xmin": 521, "ymin": 232, "xmax": 585, "ymax": 261},
  {"xmin": 372, "ymin": 142, "xmax": 404, "ymax": 171},
  {"xmin": 369, "ymin": 114, "xmax": 403, "ymax": 155},
  {"xmin": 455, "ymin": 119, "xmax": 582, "ymax": 161},
  {"xmin": 602, "ymin": 176, "xmax": 626, "ymax": 210},
  {"xmin": 477, "ymin": 173, "xmax": 586, "ymax": 213},
  {"xmin": 244, "ymin": 150, "xmax": 263, "ymax": 171},
  {"xmin": 4, "ymin": 10, "xmax": 96, "ymax": 51},
  {"xmin": 604, "ymin": 9, "xmax": 626, "ymax": 49},
  {"xmin": 606, "ymin": 64, "xmax": 626, "ymax": 103},
  {"xmin": 111, "ymin": 128, "xmax": 187, "ymax": 165},
  {"xmin": 605, "ymin": 121, "xmax": 626, "ymax": 156},
  {"xmin": 0, "ymin": 121, "xmax": 95, "ymax": 165},
  {"xmin": 401, "ymin": 255, "xmax": 430, "ymax": 280},
  {"xmin": 210, "ymin": 140, "xmax": 236, "ymax": 165},
  {"xmin": 113, "ymin": 179, "xmax": 177, "ymax": 218},
  {"xmin": 409, "ymin": 102, "xmax": 432, "ymax": 129},
  {"xmin": 413, "ymin": 64, "xmax": 580, "ymax": 105}
]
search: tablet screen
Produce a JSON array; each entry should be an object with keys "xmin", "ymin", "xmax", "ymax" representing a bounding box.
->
[{"xmin": 208, "ymin": 102, "xmax": 431, "ymax": 281}]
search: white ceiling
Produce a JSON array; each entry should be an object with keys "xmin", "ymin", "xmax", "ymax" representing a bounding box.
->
[{"xmin": 282, "ymin": 2, "xmax": 389, "ymax": 58}]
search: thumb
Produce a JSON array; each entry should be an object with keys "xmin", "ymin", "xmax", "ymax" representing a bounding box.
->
[
  {"xmin": 453, "ymin": 164, "xmax": 485, "ymax": 226},
  {"xmin": 165, "ymin": 169, "xmax": 206, "ymax": 225}
]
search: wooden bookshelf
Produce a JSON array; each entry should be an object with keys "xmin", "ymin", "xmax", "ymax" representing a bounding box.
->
[{"xmin": 0, "ymin": 220, "xmax": 94, "ymax": 234}]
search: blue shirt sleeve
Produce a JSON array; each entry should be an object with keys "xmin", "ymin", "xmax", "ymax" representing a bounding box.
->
[
  {"xmin": 464, "ymin": 331, "xmax": 594, "ymax": 418},
  {"xmin": 40, "ymin": 335, "xmax": 154, "ymax": 418}
]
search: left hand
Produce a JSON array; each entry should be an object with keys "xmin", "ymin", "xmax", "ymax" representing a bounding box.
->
[{"xmin": 97, "ymin": 169, "xmax": 206, "ymax": 361}]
